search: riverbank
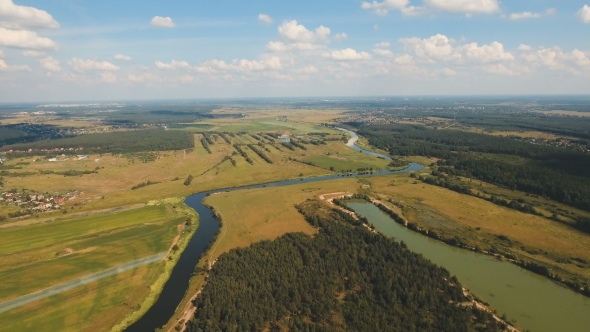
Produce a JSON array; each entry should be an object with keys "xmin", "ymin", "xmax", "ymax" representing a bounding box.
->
[{"xmin": 111, "ymin": 198, "xmax": 199, "ymax": 332}]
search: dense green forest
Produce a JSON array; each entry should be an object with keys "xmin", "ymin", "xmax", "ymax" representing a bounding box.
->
[
  {"xmin": 2, "ymin": 129, "xmax": 194, "ymax": 154},
  {"xmin": 355, "ymin": 124, "xmax": 590, "ymax": 212},
  {"xmin": 188, "ymin": 201, "xmax": 506, "ymax": 332}
]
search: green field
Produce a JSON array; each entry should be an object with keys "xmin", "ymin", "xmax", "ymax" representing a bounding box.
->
[
  {"xmin": 303, "ymin": 152, "xmax": 391, "ymax": 172},
  {"xmin": 0, "ymin": 202, "xmax": 190, "ymax": 331}
]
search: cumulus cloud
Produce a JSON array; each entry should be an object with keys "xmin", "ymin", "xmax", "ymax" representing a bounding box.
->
[
  {"xmin": 266, "ymin": 41, "xmax": 325, "ymax": 52},
  {"xmin": 0, "ymin": 59, "xmax": 30, "ymax": 72},
  {"xmin": 361, "ymin": 0, "xmax": 408, "ymax": 16},
  {"xmin": 278, "ymin": 20, "xmax": 330, "ymax": 43},
  {"xmin": 401, "ymin": 6, "xmax": 429, "ymax": 16},
  {"xmin": 334, "ymin": 33, "xmax": 348, "ymax": 42},
  {"xmin": 0, "ymin": 0, "xmax": 59, "ymax": 30},
  {"xmin": 510, "ymin": 12, "xmax": 541, "ymax": 20},
  {"xmin": 484, "ymin": 64, "xmax": 530, "ymax": 76},
  {"xmin": 520, "ymin": 47, "xmax": 590, "ymax": 72},
  {"xmin": 459, "ymin": 41, "xmax": 514, "ymax": 63},
  {"xmin": 425, "ymin": 0, "xmax": 500, "ymax": 14},
  {"xmin": 578, "ymin": 5, "xmax": 590, "ymax": 23},
  {"xmin": 39, "ymin": 56, "xmax": 61, "ymax": 72},
  {"xmin": 21, "ymin": 50, "xmax": 45, "ymax": 57},
  {"xmin": 155, "ymin": 60, "xmax": 191, "ymax": 70},
  {"xmin": 322, "ymin": 48, "xmax": 372, "ymax": 61},
  {"xmin": 150, "ymin": 16, "xmax": 175, "ymax": 28},
  {"xmin": 114, "ymin": 54, "xmax": 132, "ymax": 61},
  {"xmin": 400, "ymin": 34, "xmax": 512, "ymax": 63},
  {"xmin": 375, "ymin": 42, "xmax": 391, "ymax": 48},
  {"xmin": 518, "ymin": 44, "xmax": 532, "ymax": 51},
  {"xmin": 374, "ymin": 48, "xmax": 394, "ymax": 58},
  {"xmin": 400, "ymin": 34, "xmax": 458, "ymax": 61},
  {"xmin": 69, "ymin": 58, "xmax": 120, "ymax": 72},
  {"xmin": 295, "ymin": 65, "xmax": 318, "ymax": 74},
  {"xmin": 258, "ymin": 14, "xmax": 272, "ymax": 24},
  {"xmin": 128, "ymin": 73, "xmax": 160, "ymax": 83},
  {"xmin": 101, "ymin": 72, "xmax": 117, "ymax": 83},
  {"xmin": 395, "ymin": 54, "xmax": 415, "ymax": 65},
  {"xmin": 510, "ymin": 9, "xmax": 555, "ymax": 20},
  {"xmin": 438, "ymin": 67, "xmax": 457, "ymax": 76},
  {"xmin": 197, "ymin": 57, "xmax": 283, "ymax": 73},
  {"xmin": 0, "ymin": 27, "xmax": 57, "ymax": 49}
]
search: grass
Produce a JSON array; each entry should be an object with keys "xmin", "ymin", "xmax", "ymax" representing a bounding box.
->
[
  {"xmin": 204, "ymin": 177, "xmax": 364, "ymax": 260},
  {"xmin": 368, "ymin": 174, "xmax": 590, "ymax": 282},
  {"xmin": 0, "ymin": 199, "xmax": 192, "ymax": 332},
  {"xmin": 0, "ymin": 205, "xmax": 169, "ymax": 254}
]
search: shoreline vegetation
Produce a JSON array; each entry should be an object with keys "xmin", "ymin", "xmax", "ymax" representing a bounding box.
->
[
  {"xmin": 110, "ymin": 198, "xmax": 199, "ymax": 332},
  {"xmin": 333, "ymin": 194, "xmax": 590, "ymax": 298}
]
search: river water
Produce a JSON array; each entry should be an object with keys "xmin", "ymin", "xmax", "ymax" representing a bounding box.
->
[
  {"xmin": 125, "ymin": 136, "xmax": 422, "ymax": 331},
  {"xmin": 346, "ymin": 201, "xmax": 590, "ymax": 332}
]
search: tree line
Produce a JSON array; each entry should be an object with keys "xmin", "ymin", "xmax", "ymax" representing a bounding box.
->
[{"xmin": 187, "ymin": 200, "xmax": 508, "ymax": 332}]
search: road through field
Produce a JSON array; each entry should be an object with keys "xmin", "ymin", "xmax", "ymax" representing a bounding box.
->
[{"xmin": 0, "ymin": 252, "xmax": 166, "ymax": 314}]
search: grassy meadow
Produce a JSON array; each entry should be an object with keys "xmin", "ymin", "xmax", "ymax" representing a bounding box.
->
[{"xmin": 0, "ymin": 201, "xmax": 192, "ymax": 332}]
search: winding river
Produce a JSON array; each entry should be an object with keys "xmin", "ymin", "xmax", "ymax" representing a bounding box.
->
[
  {"xmin": 124, "ymin": 130, "xmax": 422, "ymax": 331},
  {"xmin": 126, "ymin": 127, "xmax": 589, "ymax": 332}
]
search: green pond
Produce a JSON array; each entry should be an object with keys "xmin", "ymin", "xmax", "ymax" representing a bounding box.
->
[{"xmin": 346, "ymin": 201, "xmax": 590, "ymax": 332}]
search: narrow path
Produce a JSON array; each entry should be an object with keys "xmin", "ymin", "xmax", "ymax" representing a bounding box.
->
[{"xmin": 0, "ymin": 252, "xmax": 166, "ymax": 314}]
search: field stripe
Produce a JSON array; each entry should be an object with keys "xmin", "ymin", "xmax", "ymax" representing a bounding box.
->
[{"xmin": 0, "ymin": 253, "xmax": 166, "ymax": 314}]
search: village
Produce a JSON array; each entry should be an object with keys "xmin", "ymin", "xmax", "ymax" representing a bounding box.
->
[{"xmin": 0, "ymin": 189, "xmax": 86, "ymax": 217}]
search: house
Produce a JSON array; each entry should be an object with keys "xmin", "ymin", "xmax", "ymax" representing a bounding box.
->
[
  {"xmin": 279, "ymin": 135, "xmax": 291, "ymax": 143},
  {"xmin": 48, "ymin": 158, "xmax": 57, "ymax": 162}
]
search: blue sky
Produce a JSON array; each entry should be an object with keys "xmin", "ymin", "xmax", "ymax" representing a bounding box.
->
[{"xmin": 0, "ymin": 0, "xmax": 589, "ymax": 102}]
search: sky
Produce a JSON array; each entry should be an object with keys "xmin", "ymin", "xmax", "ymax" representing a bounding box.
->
[{"xmin": 0, "ymin": 0, "xmax": 589, "ymax": 102}]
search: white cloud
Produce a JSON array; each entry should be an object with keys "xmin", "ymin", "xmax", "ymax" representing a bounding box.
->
[
  {"xmin": 401, "ymin": 6, "xmax": 429, "ymax": 16},
  {"xmin": 484, "ymin": 64, "xmax": 530, "ymax": 76},
  {"xmin": 0, "ymin": 0, "xmax": 59, "ymax": 30},
  {"xmin": 0, "ymin": 59, "xmax": 30, "ymax": 72},
  {"xmin": 570, "ymin": 49, "xmax": 590, "ymax": 67},
  {"xmin": 578, "ymin": 5, "xmax": 590, "ymax": 23},
  {"xmin": 518, "ymin": 44, "xmax": 532, "ymax": 51},
  {"xmin": 0, "ymin": 27, "xmax": 57, "ymax": 49},
  {"xmin": 101, "ymin": 72, "xmax": 117, "ymax": 83},
  {"xmin": 150, "ymin": 16, "xmax": 175, "ymax": 28},
  {"xmin": 510, "ymin": 9, "xmax": 555, "ymax": 20},
  {"xmin": 178, "ymin": 75, "xmax": 195, "ymax": 83},
  {"xmin": 128, "ymin": 73, "xmax": 160, "ymax": 83},
  {"xmin": 198, "ymin": 57, "xmax": 282, "ymax": 73},
  {"xmin": 278, "ymin": 20, "xmax": 330, "ymax": 43},
  {"xmin": 266, "ymin": 41, "xmax": 325, "ymax": 52},
  {"xmin": 374, "ymin": 48, "xmax": 394, "ymax": 58},
  {"xmin": 322, "ymin": 48, "xmax": 372, "ymax": 61},
  {"xmin": 334, "ymin": 33, "xmax": 348, "ymax": 42},
  {"xmin": 425, "ymin": 0, "xmax": 500, "ymax": 14},
  {"xmin": 69, "ymin": 58, "xmax": 120, "ymax": 72},
  {"xmin": 39, "ymin": 56, "xmax": 61, "ymax": 72},
  {"xmin": 21, "ymin": 50, "xmax": 45, "ymax": 57},
  {"xmin": 400, "ymin": 34, "xmax": 458, "ymax": 61},
  {"xmin": 374, "ymin": 42, "xmax": 390, "ymax": 48},
  {"xmin": 459, "ymin": 41, "xmax": 514, "ymax": 63},
  {"xmin": 265, "ymin": 56, "xmax": 283, "ymax": 70},
  {"xmin": 361, "ymin": 0, "xmax": 409, "ymax": 16},
  {"xmin": 295, "ymin": 65, "xmax": 318, "ymax": 74},
  {"xmin": 114, "ymin": 54, "xmax": 132, "ymax": 61},
  {"xmin": 258, "ymin": 14, "xmax": 273, "ymax": 24},
  {"xmin": 395, "ymin": 54, "xmax": 415, "ymax": 65},
  {"xmin": 155, "ymin": 60, "xmax": 191, "ymax": 70},
  {"xmin": 510, "ymin": 12, "xmax": 541, "ymax": 20},
  {"xmin": 438, "ymin": 67, "xmax": 457, "ymax": 76}
]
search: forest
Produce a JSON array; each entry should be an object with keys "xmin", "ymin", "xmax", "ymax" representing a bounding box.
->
[
  {"xmin": 187, "ymin": 201, "xmax": 507, "ymax": 332},
  {"xmin": 355, "ymin": 124, "xmax": 590, "ymax": 212},
  {"xmin": 2, "ymin": 129, "xmax": 194, "ymax": 154}
]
